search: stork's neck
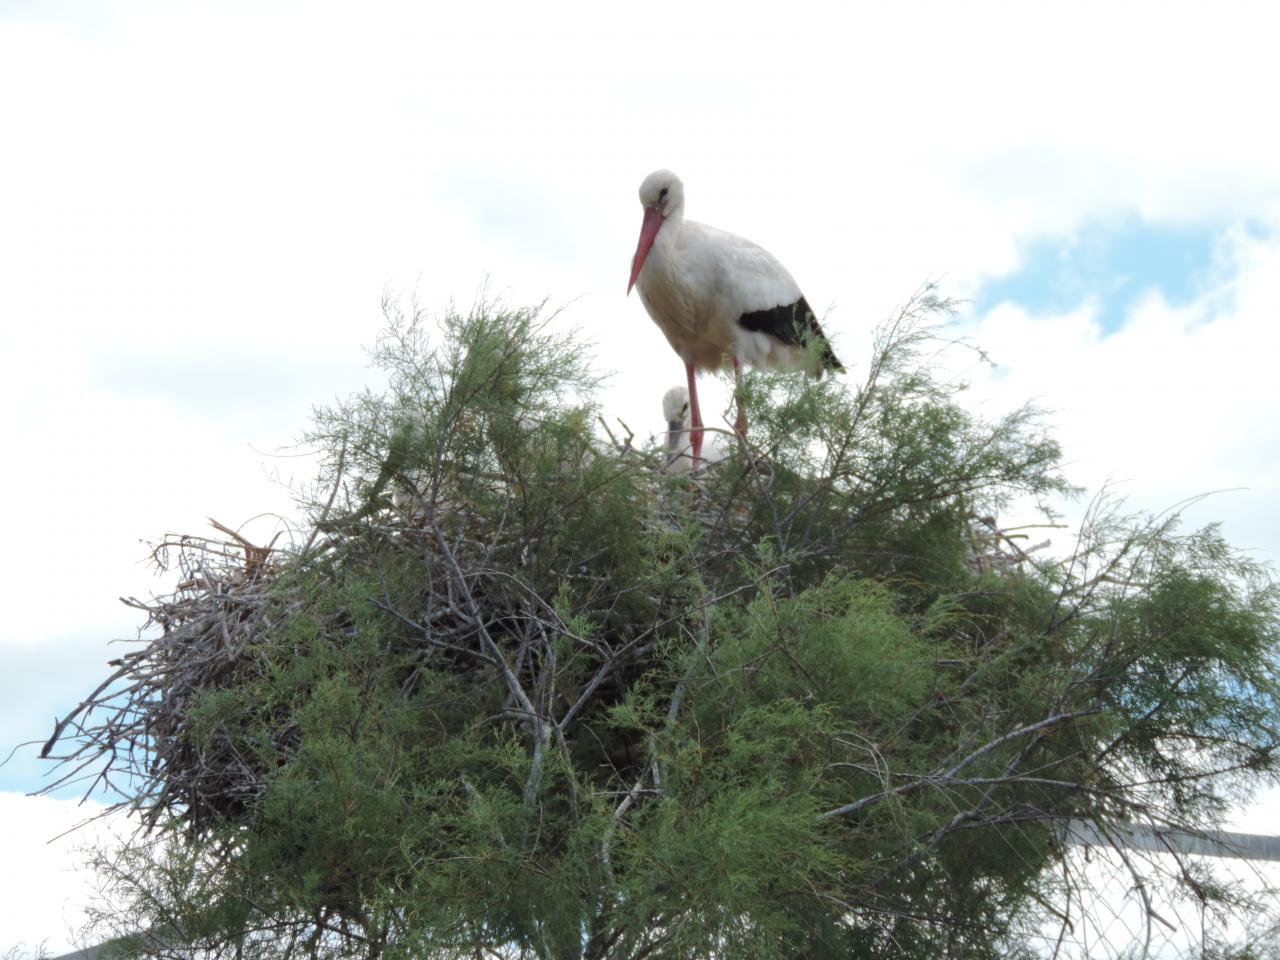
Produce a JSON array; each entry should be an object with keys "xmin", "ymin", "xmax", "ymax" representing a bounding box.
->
[
  {"xmin": 666, "ymin": 421, "xmax": 687, "ymax": 453},
  {"xmin": 665, "ymin": 419, "xmax": 690, "ymax": 469},
  {"xmin": 654, "ymin": 203, "xmax": 684, "ymax": 253}
]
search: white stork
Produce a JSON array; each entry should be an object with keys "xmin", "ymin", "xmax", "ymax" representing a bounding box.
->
[
  {"xmin": 660, "ymin": 384, "xmax": 729, "ymax": 473},
  {"xmin": 661, "ymin": 384, "xmax": 693, "ymax": 473},
  {"xmin": 627, "ymin": 169, "xmax": 842, "ymax": 463}
]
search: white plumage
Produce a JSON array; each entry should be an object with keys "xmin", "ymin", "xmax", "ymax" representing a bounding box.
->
[
  {"xmin": 628, "ymin": 169, "xmax": 840, "ymax": 463},
  {"xmin": 660, "ymin": 385, "xmax": 693, "ymax": 473}
]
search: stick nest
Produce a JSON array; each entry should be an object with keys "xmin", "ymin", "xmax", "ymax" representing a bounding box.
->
[
  {"xmin": 39, "ymin": 292, "xmax": 1064, "ymax": 837},
  {"xmin": 40, "ymin": 446, "xmax": 1041, "ymax": 837}
]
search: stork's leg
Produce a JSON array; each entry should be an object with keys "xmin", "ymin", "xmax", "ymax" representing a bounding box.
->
[
  {"xmin": 685, "ymin": 362, "xmax": 704, "ymax": 464},
  {"xmin": 732, "ymin": 357, "xmax": 748, "ymax": 437}
]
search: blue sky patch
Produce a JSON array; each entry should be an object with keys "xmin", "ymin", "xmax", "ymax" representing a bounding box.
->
[
  {"xmin": 972, "ymin": 218, "xmax": 1222, "ymax": 335},
  {"xmin": 0, "ymin": 637, "xmax": 132, "ymax": 799}
]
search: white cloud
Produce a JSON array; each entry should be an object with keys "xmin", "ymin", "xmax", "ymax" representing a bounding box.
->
[
  {"xmin": 3, "ymin": 2, "xmax": 1280, "ymax": 947},
  {"xmin": 0, "ymin": 793, "xmax": 125, "ymax": 957},
  {"xmin": 954, "ymin": 222, "xmax": 1280, "ymax": 559}
]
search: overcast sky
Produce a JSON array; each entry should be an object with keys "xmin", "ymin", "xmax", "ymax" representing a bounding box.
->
[{"xmin": 3, "ymin": 1, "xmax": 1280, "ymax": 953}]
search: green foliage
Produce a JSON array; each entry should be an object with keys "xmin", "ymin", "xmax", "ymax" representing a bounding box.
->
[{"xmin": 73, "ymin": 292, "xmax": 1279, "ymax": 960}]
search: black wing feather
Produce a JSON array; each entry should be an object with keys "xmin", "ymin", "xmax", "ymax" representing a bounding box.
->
[{"xmin": 737, "ymin": 296, "xmax": 843, "ymax": 372}]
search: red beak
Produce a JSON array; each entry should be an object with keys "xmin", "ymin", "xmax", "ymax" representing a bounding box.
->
[{"xmin": 628, "ymin": 205, "xmax": 665, "ymax": 294}]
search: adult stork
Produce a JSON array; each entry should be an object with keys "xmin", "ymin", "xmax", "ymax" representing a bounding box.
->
[{"xmin": 627, "ymin": 169, "xmax": 842, "ymax": 463}]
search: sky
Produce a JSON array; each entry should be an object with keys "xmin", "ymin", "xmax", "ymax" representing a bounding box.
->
[{"xmin": 2, "ymin": 1, "xmax": 1280, "ymax": 953}]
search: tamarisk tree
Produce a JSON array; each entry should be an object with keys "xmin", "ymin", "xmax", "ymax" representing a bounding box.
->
[{"xmin": 47, "ymin": 290, "xmax": 1280, "ymax": 959}]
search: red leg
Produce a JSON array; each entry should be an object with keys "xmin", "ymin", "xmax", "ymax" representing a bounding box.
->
[
  {"xmin": 732, "ymin": 357, "xmax": 747, "ymax": 437},
  {"xmin": 685, "ymin": 362, "xmax": 703, "ymax": 464}
]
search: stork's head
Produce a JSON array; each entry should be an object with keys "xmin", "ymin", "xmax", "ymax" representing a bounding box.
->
[
  {"xmin": 628, "ymin": 170, "xmax": 684, "ymax": 294},
  {"xmin": 639, "ymin": 169, "xmax": 683, "ymax": 217},
  {"xmin": 662, "ymin": 384, "xmax": 690, "ymax": 434}
]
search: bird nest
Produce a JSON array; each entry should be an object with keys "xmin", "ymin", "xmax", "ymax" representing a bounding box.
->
[
  {"xmin": 40, "ymin": 520, "xmax": 285, "ymax": 827},
  {"xmin": 39, "ymin": 436, "xmax": 1046, "ymax": 838},
  {"xmin": 37, "ymin": 433, "xmax": 722, "ymax": 830},
  {"xmin": 39, "ymin": 291, "xmax": 1068, "ymax": 837}
]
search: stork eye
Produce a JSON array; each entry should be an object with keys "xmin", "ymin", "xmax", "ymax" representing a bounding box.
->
[{"xmin": 659, "ymin": 187, "xmax": 669, "ymax": 201}]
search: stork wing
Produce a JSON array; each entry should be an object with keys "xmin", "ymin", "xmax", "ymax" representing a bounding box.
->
[{"xmin": 737, "ymin": 296, "xmax": 843, "ymax": 372}]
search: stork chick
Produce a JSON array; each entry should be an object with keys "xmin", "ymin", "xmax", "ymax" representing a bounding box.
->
[{"xmin": 661, "ymin": 384, "xmax": 693, "ymax": 473}]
